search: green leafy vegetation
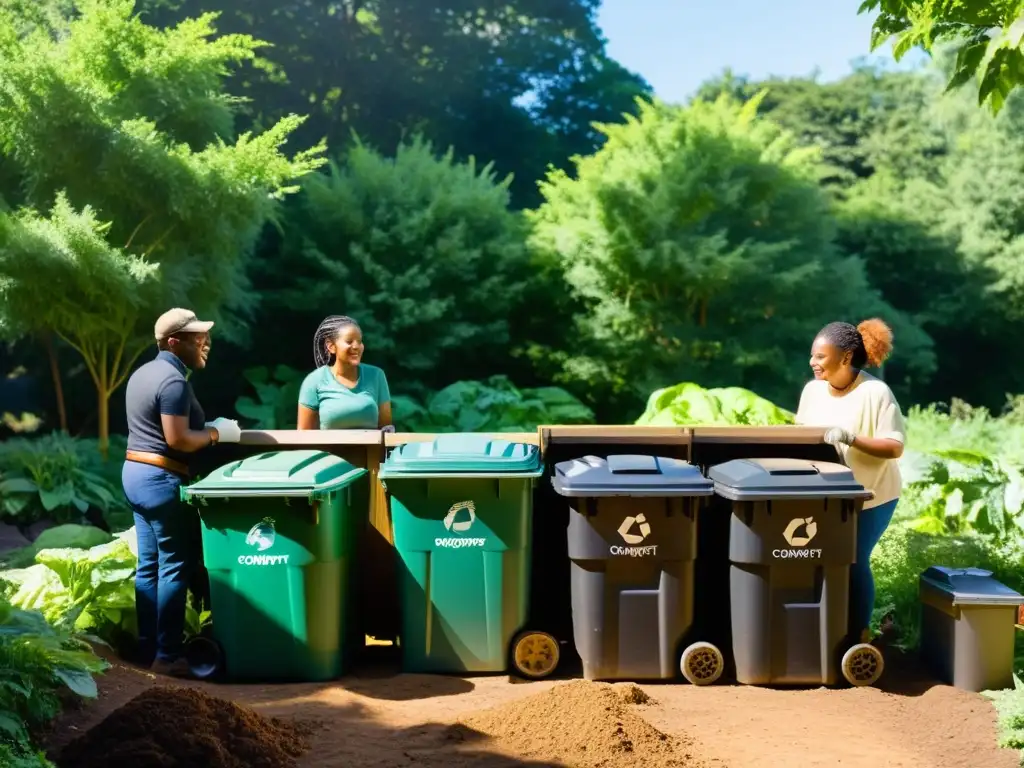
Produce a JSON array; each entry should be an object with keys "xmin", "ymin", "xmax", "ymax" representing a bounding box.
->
[
  {"xmin": 0, "ymin": 595, "xmax": 107, "ymax": 766},
  {"xmin": 0, "ymin": 435, "xmax": 128, "ymax": 527},
  {"xmin": 391, "ymin": 377, "xmax": 594, "ymax": 433},
  {"xmin": 636, "ymin": 383, "xmax": 795, "ymax": 426}
]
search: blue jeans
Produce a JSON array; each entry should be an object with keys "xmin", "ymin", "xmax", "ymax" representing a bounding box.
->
[
  {"xmin": 852, "ymin": 498, "xmax": 898, "ymax": 634},
  {"xmin": 122, "ymin": 461, "xmax": 197, "ymax": 664}
]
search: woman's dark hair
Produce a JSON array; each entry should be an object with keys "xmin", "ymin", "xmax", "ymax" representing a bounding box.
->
[
  {"xmin": 817, "ymin": 318, "xmax": 894, "ymax": 369},
  {"xmin": 313, "ymin": 315, "xmax": 360, "ymax": 367}
]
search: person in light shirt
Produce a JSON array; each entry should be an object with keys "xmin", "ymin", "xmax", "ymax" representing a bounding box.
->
[
  {"xmin": 796, "ymin": 318, "xmax": 905, "ymax": 643},
  {"xmin": 297, "ymin": 315, "xmax": 393, "ymax": 431}
]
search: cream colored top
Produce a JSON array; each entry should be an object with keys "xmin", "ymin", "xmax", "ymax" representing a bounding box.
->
[{"xmin": 796, "ymin": 371, "xmax": 906, "ymax": 509}]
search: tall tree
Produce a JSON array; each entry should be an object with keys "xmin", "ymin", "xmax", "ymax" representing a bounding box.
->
[
  {"xmin": 0, "ymin": 0, "xmax": 324, "ymax": 452},
  {"xmin": 862, "ymin": 0, "xmax": 1024, "ymax": 114},
  {"xmin": 528, "ymin": 93, "xmax": 933, "ymax": 416},
  {"xmin": 134, "ymin": 0, "xmax": 650, "ymax": 206}
]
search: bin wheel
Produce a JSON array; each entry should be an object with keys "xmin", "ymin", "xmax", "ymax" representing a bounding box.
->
[
  {"xmin": 841, "ymin": 643, "xmax": 884, "ymax": 687},
  {"xmin": 511, "ymin": 631, "xmax": 560, "ymax": 679},
  {"xmin": 185, "ymin": 635, "xmax": 224, "ymax": 681},
  {"xmin": 680, "ymin": 642, "xmax": 724, "ymax": 686}
]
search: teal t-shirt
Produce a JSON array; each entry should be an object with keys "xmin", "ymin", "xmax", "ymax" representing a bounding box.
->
[{"xmin": 298, "ymin": 364, "xmax": 391, "ymax": 429}]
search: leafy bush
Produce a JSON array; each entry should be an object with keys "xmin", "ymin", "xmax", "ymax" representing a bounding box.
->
[
  {"xmin": 1, "ymin": 534, "xmax": 138, "ymax": 643},
  {"xmin": 636, "ymin": 382, "xmax": 795, "ymax": 426},
  {"xmin": 906, "ymin": 401, "xmax": 1024, "ymax": 462},
  {"xmin": 899, "ymin": 449, "xmax": 1024, "ymax": 542},
  {"xmin": 0, "ymin": 434, "xmax": 128, "ymax": 526},
  {"xmin": 0, "ymin": 597, "xmax": 107, "ymax": 766},
  {"xmin": 234, "ymin": 365, "xmax": 305, "ymax": 429},
  {"xmin": 870, "ymin": 523, "xmax": 1024, "ymax": 650},
  {"xmin": 392, "ymin": 376, "xmax": 594, "ymax": 433},
  {"xmin": 0, "ymin": 525, "xmax": 113, "ymax": 570}
]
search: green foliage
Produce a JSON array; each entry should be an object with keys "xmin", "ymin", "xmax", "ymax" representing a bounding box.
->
[
  {"xmin": 870, "ymin": 523, "xmax": 1024, "ymax": 649},
  {"xmin": 1, "ymin": 534, "xmax": 137, "ymax": 642},
  {"xmin": 635, "ymin": 383, "xmax": 795, "ymax": 426},
  {"xmin": 0, "ymin": 595, "xmax": 107, "ymax": 764},
  {"xmin": 0, "ymin": 433, "xmax": 127, "ymax": 525},
  {"xmin": 261, "ymin": 137, "xmax": 532, "ymax": 390},
  {"xmin": 901, "ymin": 449, "xmax": 1024, "ymax": 541},
  {"xmin": 1, "ymin": 525, "xmax": 112, "ymax": 570},
  {"xmin": 135, "ymin": 0, "xmax": 650, "ymax": 207},
  {"xmin": 985, "ymin": 679, "xmax": 1024, "ymax": 751},
  {"xmin": 392, "ymin": 376, "xmax": 594, "ymax": 433},
  {"xmin": 234, "ymin": 365, "xmax": 305, "ymax": 430},
  {"xmin": 862, "ymin": 0, "xmax": 1024, "ymax": 114},
  {"xmin": 528, "ymin": 92, "xmax": 923, "ymax": 414},
  {"xmin": 0, "ymin": 0, "xmax": 325, "ymax": 452}
]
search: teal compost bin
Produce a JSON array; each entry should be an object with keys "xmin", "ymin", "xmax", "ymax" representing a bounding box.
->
[
  {"xmin": 380, "ymin": 434, "xmax": 550, "ymax": 675},
  {"xmin": 181, "ymin": 450, "xmax": 368, "ymax": 682}
]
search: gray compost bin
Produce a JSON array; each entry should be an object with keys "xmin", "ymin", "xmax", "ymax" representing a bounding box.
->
[
  {"xmin": 919, "ymin": 566, "xmax": 1023, "ymax": 692},
  {"xmin": 708, "ymin": 457, "xmax": 884, "ymax": 687},
  {"xmin": 552, "ymin": 454, "xmax": 724, "ymax": 683}
]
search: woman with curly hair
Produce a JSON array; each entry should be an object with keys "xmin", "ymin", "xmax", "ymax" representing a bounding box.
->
[
  {"xmin": 297, "ymin": 315, "xmax": 393, "ymax": 430},
  {"xmin": 796, "ymin": 318, "xmax": 905, "ymax": 642}
]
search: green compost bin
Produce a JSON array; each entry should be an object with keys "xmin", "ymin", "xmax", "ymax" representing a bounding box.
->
[
  {"xmin": 380, "ymin": 434, "xmax": 544, "ymax": 674},
  {"xmin": 181, "ymin": 449, "xmax": 368, "ymax": 682}
]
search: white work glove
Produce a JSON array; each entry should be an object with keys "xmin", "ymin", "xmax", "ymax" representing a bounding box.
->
[
  {"xmin": 823, "ymin": 427, "xmax": 856, "ymax": 447},
  {"xmin": 381, "ymin": 425, "xmax": 396, "ymax": 434},
  {"xmin": 206, "ymin": 417, "xmax": 241, "ymax": 443}
]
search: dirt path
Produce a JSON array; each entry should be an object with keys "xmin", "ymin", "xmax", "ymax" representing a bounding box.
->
[{"xmin": 47, "ymin": 649, "xmax": 1018, "ymax": 768}]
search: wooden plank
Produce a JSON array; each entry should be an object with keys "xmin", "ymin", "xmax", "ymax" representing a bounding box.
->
[
  {"xmin": 384, "ymin": 431, "xmax": 540, "ymax": 447},
  {"xmin": 691, "ymin": 426, "xmax": 826, "ymax": 444},
  {"xmin": 239, "ymin": 429, "xmax": 383, "ymax": 446},
  {"xmin": 539, "ymin": 425, "xmax": 692, "ymax": 449}
]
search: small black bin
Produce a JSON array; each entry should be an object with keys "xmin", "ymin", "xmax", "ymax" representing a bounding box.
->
[
  {"xmin": 552, "ymin": 454, "xmax": 723, "ymax": 683},
  {"xmin": 708, "ymin": 457, "xmax": 884, "ymax": 687}
]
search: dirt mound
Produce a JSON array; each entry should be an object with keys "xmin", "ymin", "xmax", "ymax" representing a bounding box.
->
[
  {"xmin": 615, "ymin": 683, "xmax": 654, "ymax": 706},
  {"xmin": 459, "ymin": 679, "xmax": 719, "ymax": 767},
  {"xmin": 57, "ymin": 686, "xmax": 312, "ymax": 768}
]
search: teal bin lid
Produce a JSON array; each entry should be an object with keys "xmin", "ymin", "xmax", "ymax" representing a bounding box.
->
[
  {"xmin": 379, "ymin": 433, "xmax": 541, "ymax": 477},
  {"xmin": 552, "ymin": 454, "xmax": 713, "ymax": 498},
  {"xmin": 181, "ymin": 450, "xmax": 367, "ymax": 501}
]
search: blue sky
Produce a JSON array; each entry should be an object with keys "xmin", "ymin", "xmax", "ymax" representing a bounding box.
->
[{"xmin": 597, "ymin": 1, "xmax": 891, "ymax": 102}]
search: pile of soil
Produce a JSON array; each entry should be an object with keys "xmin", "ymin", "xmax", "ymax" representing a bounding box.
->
[
  {"xmin": 457, "ymin": 680, "xmax": 720, "ymax": 768},
  {"xmin": 57, "ymin": 686, "xmax": 312, "ymax": 768}
]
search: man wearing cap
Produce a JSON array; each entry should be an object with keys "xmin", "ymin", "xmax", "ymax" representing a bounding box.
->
[{"xmin": 122, "ymin": 308, "xmax": 241, "ymax": 677}]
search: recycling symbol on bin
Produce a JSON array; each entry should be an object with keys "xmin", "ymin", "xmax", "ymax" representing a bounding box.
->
[
  {"xmin": 617, "ymin": 513, "xmax": 652, "ymax": 545},
  {"xmin": 245, "ymin": 517, "xmax": 277, "ymax": 552},
  {"xmin": 443, "ymin": 501, "xmax": 477, "ymax": 534},
  {"xmin": 782, "ymin": 516, "xmax": 818, "ymax": 547}
]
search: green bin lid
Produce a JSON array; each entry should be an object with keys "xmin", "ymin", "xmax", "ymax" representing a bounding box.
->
[
  {"xmin": 380, "ymin": 433, "xmax": 540, "ymax": 476},
  {"xmin": 707, "ymin": 458, "xmax": 872, "ymax": 501},
  {"xmin": 181, "ymin": 450, "xmax": 366, "ymax": 501}
]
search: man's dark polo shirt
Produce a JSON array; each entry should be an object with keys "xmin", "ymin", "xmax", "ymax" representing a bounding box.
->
[{"xmin": 125, "ymin": 350, "xmax": 206, "ymax": 471}]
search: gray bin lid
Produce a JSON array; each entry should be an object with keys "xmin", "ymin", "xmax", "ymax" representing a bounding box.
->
[
  {"xmin": 551, "ymin": 454, "xmax": 714, "ymax": 498},
  {"xmin": 919, "ymin": 566, "xmax": 1023, "ymax": 607},
  {"xmin": 707, "ymin": 458, "xmax": 873, "ymax": 501}
]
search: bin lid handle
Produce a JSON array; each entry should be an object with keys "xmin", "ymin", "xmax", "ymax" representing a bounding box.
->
[
  {"xmin": 607, "ymin": 455, "xmax": 660, "ymax": 474},
  {"xmin": 767, "ymin": 468, "xmax": 819, "ymax": 476}
]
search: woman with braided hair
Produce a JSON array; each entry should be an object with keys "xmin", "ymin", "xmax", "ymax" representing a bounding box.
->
[
  {"xmin": 796, "ymin": 318, "xmax": 906, "ymax": 643},
  {"xmin": 297, "ymin": 315, "xmax": 393, "ymax": 430}
]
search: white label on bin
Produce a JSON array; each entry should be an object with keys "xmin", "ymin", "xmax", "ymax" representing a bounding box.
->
[
  {"xmin": 245, "ymin": 517, "xmax": 277, "ymax": 552},
  {"xmin": 773, "ymin": 516, "xmax": 821, "ymax": 559},
  {"xmin": 238, "ymin": 554, "xmax": 291, "ymax": 565},
  {"xmin": 435, "ymin": 501, "xmax": 486, "ymax": 547},
  {"xmin": 610, "ymin": 544, "xmax": 659, "ymax": 557},
  {"xmin": 610, "ymin": 514, "xmax": 656, "ymax": 556},
  {"xmin": 435, "ymin": 537, "xmax": 486, "ymax": 548}
]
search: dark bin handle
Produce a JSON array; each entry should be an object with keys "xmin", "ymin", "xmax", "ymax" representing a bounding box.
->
[
  {"xmin": 767, "ymin": 468, "xmax": 819, "ymax": 476},
  {"xmin": 607, "ymin": 455, "xmax": 660, "ymax": 474}
]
